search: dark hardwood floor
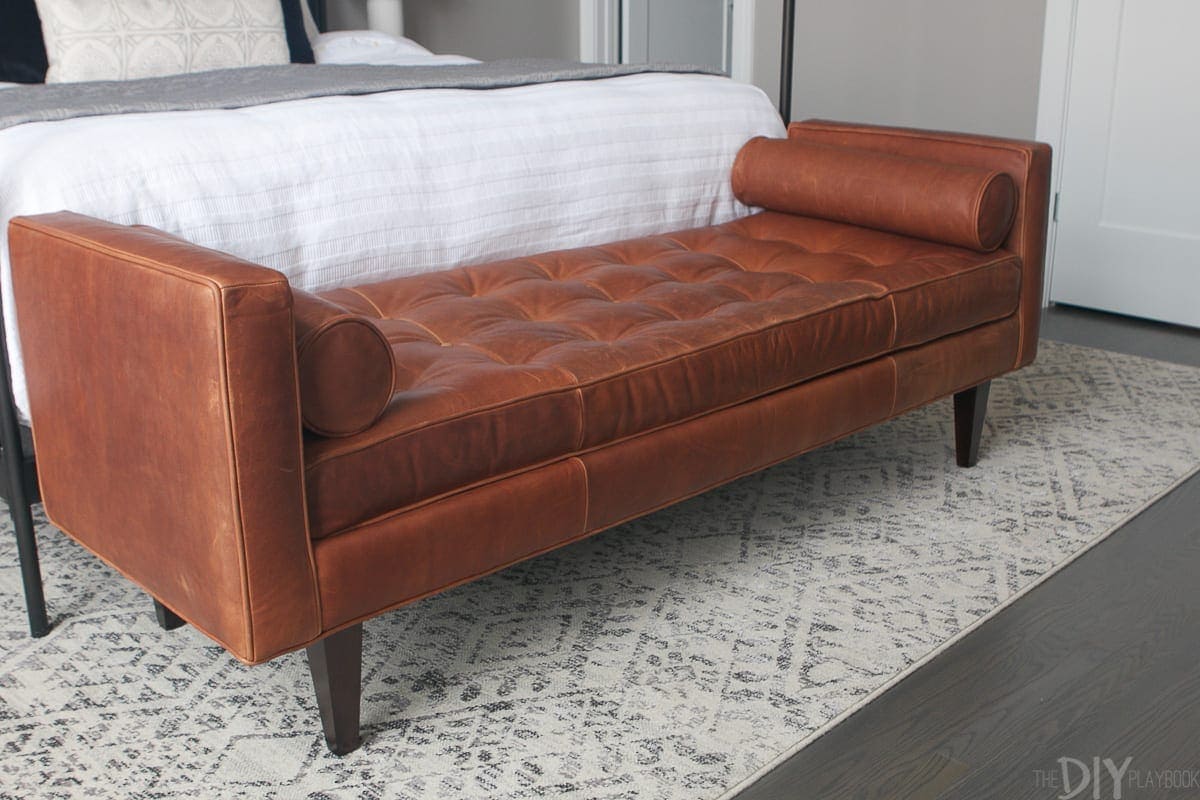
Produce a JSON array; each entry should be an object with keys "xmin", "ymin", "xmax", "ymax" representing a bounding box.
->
[
  {"xmin": 1040, "ymin": 304, "xmax": 1200, "ymax": 368},
  {"xmin": 737, "ymin": 305, "xmax": 1200, "ymax": 800}
]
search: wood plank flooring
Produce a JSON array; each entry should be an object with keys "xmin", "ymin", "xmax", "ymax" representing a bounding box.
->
[{"xmin": 736, "ymin": 306, "xmax": 1200, "ymax": 800}]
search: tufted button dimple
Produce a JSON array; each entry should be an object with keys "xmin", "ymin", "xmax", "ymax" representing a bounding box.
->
[{"xmin": 322, "ymin": 215, "xmax": 1018, "ymax": 399}]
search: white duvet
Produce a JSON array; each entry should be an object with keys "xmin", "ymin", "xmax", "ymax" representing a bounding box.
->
[{"xmin": 0, "ymin": 33, "xmax": 784, "ymax": 419}]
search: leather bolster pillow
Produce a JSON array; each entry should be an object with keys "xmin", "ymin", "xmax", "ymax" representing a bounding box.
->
[
  {"xmin": 293, "ymin": 290, "xmax": 396, "ymax": 438},
  {"xmin": 732, "ymin": 137, "xmax": 1017, "ymax": 252}
]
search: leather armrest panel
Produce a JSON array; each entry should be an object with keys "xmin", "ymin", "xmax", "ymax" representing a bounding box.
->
[
  {"xmin": 787, "ymin": 119, "xmax": 1051, "ymax": 368},
  {"xmin": 9, "ymin": 212, "xmax": 320, "ymax": 663}
]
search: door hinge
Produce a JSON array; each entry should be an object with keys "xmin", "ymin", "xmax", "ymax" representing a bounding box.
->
[{"xmin": 1052, "ymin": 192, "xmax": 1060, "ymax": 222}]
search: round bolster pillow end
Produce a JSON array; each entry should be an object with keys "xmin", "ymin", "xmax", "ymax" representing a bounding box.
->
[
  {"xmin": 294, "ymin": 292, "xmax": 396, "ymax": 438},
  {"xmin": 975, "ymin": 171, "xmax": 1018, "ymax": 252}
]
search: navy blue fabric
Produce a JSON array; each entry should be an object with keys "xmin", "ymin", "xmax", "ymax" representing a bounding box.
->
[
  {"xmin": 282, "ymin": 0, "xmax": 315, "ymax": 64},
  {"xmin": 0, "ymin": 0, "xmax": 48, "ymax": 84},
  {"xmin": 307, "ymin": 0, "xmax": 325, "ymax": 33}
]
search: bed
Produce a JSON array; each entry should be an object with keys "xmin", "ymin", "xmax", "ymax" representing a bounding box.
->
[{"xmin": 0, "ymin": 2, "xmax": 784, "ymax": 636}]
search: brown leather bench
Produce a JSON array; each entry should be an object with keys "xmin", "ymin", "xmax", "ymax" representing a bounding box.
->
[{"xmin": 8, "ymin": 120, "xmax": 1050, "ymax": 754}]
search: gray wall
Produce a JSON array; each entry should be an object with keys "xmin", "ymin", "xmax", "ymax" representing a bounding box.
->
[
  {"xmin": 326, "ymin": 0, "xmax": 367, "ymax": 30},
  {"xmin": 407, "ymin": 0, "xmax": 579, "ymax": 60},
  {"xmin": 625, "ymin": 0, "xmax": 727, "ymax": 72},
  {"xmin": 788, "ymin": 0, "xmax": 1047, "ymax": 138},
  {"xmin": 327, "ymin": 0, "xmax": 579, "ymax": 61},
  {"xmin": 327, "ymin": 1, "xmax": 1046, "ymax": 139}
]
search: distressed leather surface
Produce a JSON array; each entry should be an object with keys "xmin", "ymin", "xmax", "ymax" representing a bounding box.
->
[
  {"xmin": 733, "ymin": 137, "xmax": 1017, "ymax": 251},
  {"xmin": 10, "ymin": 214, "xmax": 320, "ymax": 664},
  {"xmin": 9, "ymin": 120, "xmax": 1050, "ymax": 659},
  {"xmin": 304, "ymin": 213, "xmax": 1021, "ymax": 538},
  {"xmin": 787, "ymin": 119, "xmax": 1051, "ymax": 368},
  {"xmin": 314, "ymin": 315, "xmax": 1021, "ymax": 629},
  {"xmin": 293, "ymin": 289, "xmax": 395, "ymax": 437}
]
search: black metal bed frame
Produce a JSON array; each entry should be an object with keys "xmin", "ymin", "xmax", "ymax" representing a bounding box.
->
[
  {"xmin": 0, "ymin": 309, "xmax": 46, "ymax": 636},
  {"xmin": 2, "ymin": 0, "xmax": 793, "ymax": 638},
  {"xmin": 780, "ymin": 0, "xmax": 795, "ymax": 124}
]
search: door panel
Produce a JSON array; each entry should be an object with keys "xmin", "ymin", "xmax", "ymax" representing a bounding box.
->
[
  {"xmin": 1049, "ymin": 0, "xmax": 1200, "ymax": 327},
  {"xmin": 623, "ymin": 0, "xmax": 729, "ymax": 73}
]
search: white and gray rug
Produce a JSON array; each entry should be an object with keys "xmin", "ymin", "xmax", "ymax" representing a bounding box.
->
[{"xmin": 1, "ymin": 341, "xmax": 1198, "ymax": 799}]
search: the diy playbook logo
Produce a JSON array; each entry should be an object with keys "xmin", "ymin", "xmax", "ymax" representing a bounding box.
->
[{"xmin": 1033, "ymin": 757, "xmax": 1200, "ymax": 798}]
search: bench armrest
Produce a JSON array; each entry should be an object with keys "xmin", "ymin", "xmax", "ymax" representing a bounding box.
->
[
  {"xmin": 9, "ymin": 212, "xmax": 319, "ymax": 663},
  {"xmin": 788, "ymin": 119, "xmax": 1052, "ymax": 368}
]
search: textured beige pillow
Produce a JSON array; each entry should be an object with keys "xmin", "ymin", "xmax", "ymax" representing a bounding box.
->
[{"xmin": 35, "ymin": 0, "xmax": 292, "ymax": 83}]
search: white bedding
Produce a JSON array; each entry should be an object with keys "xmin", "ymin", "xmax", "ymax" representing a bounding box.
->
[{"xmin": 0, "ymin": 33, "xmax": 783, "ymax": 419}]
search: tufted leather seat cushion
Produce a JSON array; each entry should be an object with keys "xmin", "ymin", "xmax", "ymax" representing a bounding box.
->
[{"xmin": 303, "ymin": 211, "xmax": 1022, "ymax": 538}]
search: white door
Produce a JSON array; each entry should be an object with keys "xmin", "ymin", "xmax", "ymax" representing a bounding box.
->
[
  {"xmin": 1048, "ymin": 0, "xmax": 1200, "ymax": 327},
  {"xmin": 622, "ymin": 0, "xmax": 730, "ymax": 74}
]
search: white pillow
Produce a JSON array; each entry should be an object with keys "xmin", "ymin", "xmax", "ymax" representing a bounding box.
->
[
  {"xmin": 313, "ymin": 30, "xmax": 477, "ymax": 66},
  {"xmin": 35, "ymin": 0, "xmax": 293, "ymax": 83},
  {"xmin": 314, "ymin": 30, "xmax": 433, "ymax": 59}
]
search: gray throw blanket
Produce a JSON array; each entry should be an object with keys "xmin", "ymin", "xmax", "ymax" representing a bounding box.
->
[{"xmin": 0, "ymin": 60, "xmax": 720, "ymax": 131}]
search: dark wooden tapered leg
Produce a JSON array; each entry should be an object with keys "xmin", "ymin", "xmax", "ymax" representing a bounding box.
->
[
  {"xmin": 307, "ymin": 624, "xmax": 363, "ymax": 755},
  {"xmin": 152, "ymin": 598, "xmax": 186, "ymax": 630},
  {"xmin": 953, "ymin": 381, "xmax": 991, "ymax": 468}
]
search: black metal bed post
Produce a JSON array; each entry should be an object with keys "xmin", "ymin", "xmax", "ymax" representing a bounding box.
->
[
  {"xmin": 779, "ymin": 0, "xmax": 796, "ymax": 125},
  {"xmin": 0, "ymin": 309, "xmax": 49, "ymax": 638}
]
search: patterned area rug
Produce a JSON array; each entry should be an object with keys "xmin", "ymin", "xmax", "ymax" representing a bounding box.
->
[{"xmin": 1, "ymin": 341, "xmax": 1198, "ymax": 800}]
